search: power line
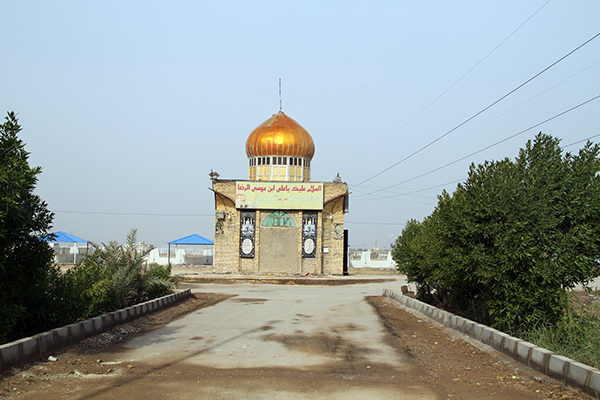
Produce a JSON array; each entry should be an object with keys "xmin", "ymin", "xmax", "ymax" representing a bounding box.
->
[
  {"xmin": 331, "ymin": 0, "xmax": 552, "ymax": 176},
  {"xmin": 353, "ymin": 32, "xmax": 600, "ymax": 190},
  {"xmin": 52, "ymin": 210, "xmax": 214, "ymax": 217},
  {"xmin": 354, "ymin": 178, "xmax": 466, "ymax": 202},
  {"xmin": 563, "ymin": 133, "xmax": 600, "ymax": 149},
  {"xmin": 354, "ymin": 94, "xmax": 600, "ymax": 198},
  {"xmin": 354, "ymin": 62, "xmax": 599, "ymax": 202},
  {"xmin": 353, "ymin": 59, "xmax": 600, "ymax": 201},
  {"xmin": 419, "ymin": 58, "xmax": 600, "ymax": 156},
  {"xmin": 345, "ymin": 221, "xmax": 406, "ymax": 226}
]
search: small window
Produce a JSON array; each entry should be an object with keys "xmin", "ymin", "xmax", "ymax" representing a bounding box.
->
[
  {"xmin": 267, "ymin": 157, "xmax": 270, "ymax": 165},
  {"xmin": 283, "ymin": 157, "xmax": 287, "ymax": 165},
  {"xmin": 258, "ymin": 158, "xmax": 262, "ymax": 166}
]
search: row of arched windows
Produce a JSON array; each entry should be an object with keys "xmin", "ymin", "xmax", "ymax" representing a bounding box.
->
[
  {"xmin": 248, "ymin": 156, "xmax": 311, "ymax": 181},
  {"xmin": 249, "ymin": 156, "xmax": 310, "ymax": 168}
]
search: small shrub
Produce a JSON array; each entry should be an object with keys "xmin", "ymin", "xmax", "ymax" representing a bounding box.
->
[
  {"xmin": 141, "ymin": 263, "xmax": 175, "ymax": 300},
  {"xmin": 57, "ymin": 229, "xmax": 177, "ymax": 322}
]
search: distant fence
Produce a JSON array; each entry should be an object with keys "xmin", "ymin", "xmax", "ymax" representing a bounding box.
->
[
  {"xmin": 148, "ymin": 248, "xmax": 213, "ymax": 266},
  {"xmin": 50, "ymin": 244, "xmax": 93, "ymax": 265},
  {"xmin": 349, "ymin": 250, "xmax": 396, "ymax": 269}
]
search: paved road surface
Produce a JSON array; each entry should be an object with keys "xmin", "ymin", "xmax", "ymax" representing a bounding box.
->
[
  {"xmin": 8, "ymin": 277, "xmax": 586, "ymax": 399},
  {"xmin": 108, "ymin": 279, "xmax": 446, "ymax": 399}
]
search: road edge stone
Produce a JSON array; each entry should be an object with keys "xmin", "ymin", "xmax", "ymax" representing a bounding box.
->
[
  {"xmin": 382, "ymin": 288, "xmax": 600, "ymax": 397},
  {"xmin": 0, "ymin": 289, "xmax": 192, "ymax": 374}
]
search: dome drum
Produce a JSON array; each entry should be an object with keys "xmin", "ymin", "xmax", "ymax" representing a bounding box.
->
[{"xmin": 248, "ymin": 155, "xmax": 311, "ymax": 181}]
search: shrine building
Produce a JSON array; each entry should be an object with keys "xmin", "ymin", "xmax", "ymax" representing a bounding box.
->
[{"xmin": 211, "ymin": 111, "xmax": 349, "ymax": 275}]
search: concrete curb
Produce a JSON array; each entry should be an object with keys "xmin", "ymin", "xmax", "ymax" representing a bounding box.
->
[
  {"xmin": 382, "ymin": 288, "xmax": 600, "ymax": 398},
  {"xmin": 0, "ymin": 289, "xmax": 192, "ymax": 373}
]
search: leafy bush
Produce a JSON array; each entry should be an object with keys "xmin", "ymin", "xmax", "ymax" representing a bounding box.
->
[
  {"xmin": 392, "ymin": 133, "xmax": 600, "ymax": 331},
  {"xmin": 142, "ymin": 263, "xmax": 176, "ymax": 300},
  {"xmin": 59, "ymin": 229, "xmax": 176, "ymax": 320}
]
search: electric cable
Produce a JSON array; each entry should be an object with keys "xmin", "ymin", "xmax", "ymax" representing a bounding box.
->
[
  {"xmin": 353, "ymin": 32, "xmax": 600, "ymax": 189},
  {"xmin": 344, "ymin": 220, "xmax": 407, "ymax": 226},
  {"xmin": 352, "ymin": 178, "xmax": 466, "ymax": 202},
  {"xmin": 353, "ymin": 93, "xmax": 600, "ymax": 199},
  {"xmin": 419, "ymin": 59, "xmax": 600, "ymax": 156},
  {"xmin": 563, "ymin": 133, "xmax": 600, "ymax": 149},
  {"xmin": 331, "ymin": 0, "xmax": 552, "ymax": 176},
  {"xmin": 52, "ymin": 210, "xmax": 214, "ymax": 217}
]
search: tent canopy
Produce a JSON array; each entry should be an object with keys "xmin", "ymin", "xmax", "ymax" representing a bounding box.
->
[
  {"xmin": 45, "ymin": 231, "xmax": 88, "ymax": 243},
  {"xmin": 168, "ymin": 234, "xmax": 214, "ymax": 245}
]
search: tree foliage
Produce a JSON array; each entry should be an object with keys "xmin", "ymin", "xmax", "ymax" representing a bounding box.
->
[
  {"xmin": 0, "ymin": 112, "xmax": 56, "ymax": 342},
  {"xmin": 392, "ymin": 133, "xmax": 600, "ymax": 331}
]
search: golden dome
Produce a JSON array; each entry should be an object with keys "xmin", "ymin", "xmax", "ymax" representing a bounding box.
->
[{"xmin": 246, "ymin": 112, "xmax": 315, "ymax": 159}]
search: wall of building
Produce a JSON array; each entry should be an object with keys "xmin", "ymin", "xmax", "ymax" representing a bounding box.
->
[{"xmin": 212, "ymin": 180, "xmax": 348, "ymax": 275}]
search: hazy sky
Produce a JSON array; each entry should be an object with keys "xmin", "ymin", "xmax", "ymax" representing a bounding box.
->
[{"xmin": 2, "ymin": 1, "xmax": 599, "ymax": 250}]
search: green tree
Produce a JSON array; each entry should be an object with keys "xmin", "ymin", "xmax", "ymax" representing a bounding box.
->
[
  {"xmin": 0, "ymin": 112, "xmax": 56, "ymax": 343},
  {"xmin": 393, "ymin": 133, "xmax": 600, "ymax": 331}
]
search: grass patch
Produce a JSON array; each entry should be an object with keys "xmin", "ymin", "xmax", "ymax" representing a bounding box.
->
[{"xmin": 521, "ymin": 288, "xmax": 600, "ymax": 369}]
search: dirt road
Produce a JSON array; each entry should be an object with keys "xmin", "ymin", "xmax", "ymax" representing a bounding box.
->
[{"xmin": 0, "ymin": 280, "xmax": 591, "ymax": 399}]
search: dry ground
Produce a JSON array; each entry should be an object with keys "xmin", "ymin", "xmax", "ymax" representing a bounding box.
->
[{"xmin": 0, "ymin": 292, "xmax": 592, "ymax": 399}]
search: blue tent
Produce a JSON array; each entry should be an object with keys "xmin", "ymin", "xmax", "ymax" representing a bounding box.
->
[
  {"xmin": 43, "ymin": 231, "xmax": 89, "ymax": 264},
  {"xmin": 167, "ymin": 234, "xmax": 214, "ymax": 265},
  {"xmin": 45, "ymin": 231, "xmax": 88, "ymax": 243},
  {"xmin": 168, "ymin": 234, "xmax": 214, "ymax": 245}
]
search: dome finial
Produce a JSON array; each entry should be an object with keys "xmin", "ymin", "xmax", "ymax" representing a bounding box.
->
[{"xmin": 279, "ymin": 78, "xmax": 282, "ymax": 112}]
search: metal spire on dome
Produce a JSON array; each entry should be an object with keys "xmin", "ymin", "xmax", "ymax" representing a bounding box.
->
[{"xmin": 279, "ymin": 78, "xmax": 282, "ymax": 112}]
